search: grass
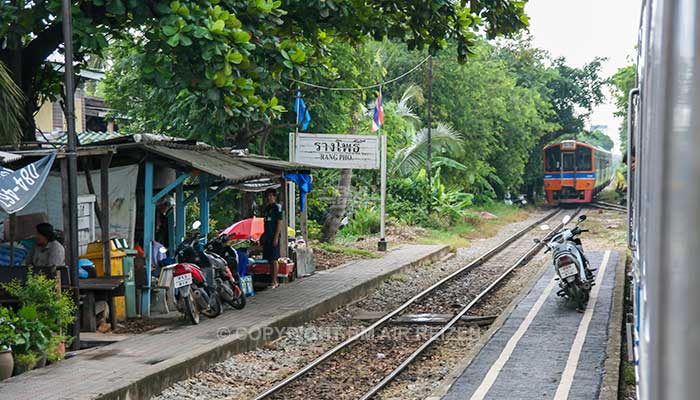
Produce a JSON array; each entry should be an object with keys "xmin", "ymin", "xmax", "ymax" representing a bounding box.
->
[
  {"xmin": 417, "ymin": 203, "xmax": 530, "ymax": 250},
  {"xmin": 597, "ymin": 187, "xmax": 624, "ymax": 204},
  {"xmin": 623, "ymin": 363, "xmax": 636, "ymax": 386},
  {"xmin": 316, "ymin": 242, "xmax": 380, "ymax": 258}
]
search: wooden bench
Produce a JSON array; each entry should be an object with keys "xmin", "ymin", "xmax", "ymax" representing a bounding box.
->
[{"xmin": 78, "ymin": 276, "xmax": 125, "ymax": 332}]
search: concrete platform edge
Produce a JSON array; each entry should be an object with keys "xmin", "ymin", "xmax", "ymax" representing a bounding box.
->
[
  {"xmin": 100, "ymin": 245, "xmax": 450, "ymax": 400},
  {"xmin": 426, "ymin": 256, "xmax": 551, "ymax": 400},
  {"xmin": 598, "ymin": 251, "xmax": 628, "ymax": 400}
]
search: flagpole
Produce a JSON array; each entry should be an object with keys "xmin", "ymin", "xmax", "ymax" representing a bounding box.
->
[
  {"xmin": 289, "ymin": 91, "xmax": 300, "ymax": 234},
  {"xmin": 426, "ymin": 55, "xmax": 433, "ymax": 213},
  {"xmin": 378, "ymin": 86, "xmax": 387, "ymax": 251}
]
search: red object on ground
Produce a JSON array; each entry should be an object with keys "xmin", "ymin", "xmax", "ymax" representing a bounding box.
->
[
  {"xmin": 222, "ymin": 217, "xmax": 265, "ymax": 240},
  {"xmin": 247, "ymin": 260, "xmax": 295, "ymax": 276}
]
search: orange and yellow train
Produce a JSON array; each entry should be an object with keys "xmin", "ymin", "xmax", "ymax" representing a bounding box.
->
[{"xmin": 543, "ymin": 140, "xmax": 613, "ymax": 204}]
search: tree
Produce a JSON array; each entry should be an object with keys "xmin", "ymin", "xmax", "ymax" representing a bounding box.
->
[
  {"xmin": 609, "ymin": 64, "xmax": 636, "ymax": 152},
  {"xmin": 1, "ymin": 0, "xmax": 529, "ymax": 143},
  {"xmin": 0, "ymin": 60, "xmax": 23, "ymax": 144}
]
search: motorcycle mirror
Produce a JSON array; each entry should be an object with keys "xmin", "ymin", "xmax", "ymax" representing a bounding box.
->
[
  {"xmin": 562, "ymin": 215, "xmax": 571, "ymax": 225},
  {"xmin": 191, "ymin": 220, "xmax": 202, "ymax": 230},
  {"xmin": 578, "ymin": 215, "xmax": 587, "ymax": 222},
  {"xmin": 539, "ymin": 224, "xmax": 550, "ymax": 231}
]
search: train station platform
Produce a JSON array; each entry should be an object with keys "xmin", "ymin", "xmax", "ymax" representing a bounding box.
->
[
  {"xmin": 441, "ymin": 250, "xmax": 624, "ymax": 400},
  {"xmin": 0, "ymin": 244, "xmax": 448, "ymax": 400}
]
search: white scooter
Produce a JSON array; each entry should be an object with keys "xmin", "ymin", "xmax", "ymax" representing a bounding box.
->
[{"xmin": 536, "ymin": 214, "xmax": 593, "ymax": 311}]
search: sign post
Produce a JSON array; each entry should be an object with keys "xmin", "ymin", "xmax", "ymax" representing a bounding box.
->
[
  {"xmin": 288, "ymin": 132, "xmax": 296, "ymax": 232},
  {"xmin": 378, "ymin": 135, "xmax": 387, "ymax": 251},
  {"xmin": 291, "ymin": 132, "xmax": 387, "ymax": 250}
]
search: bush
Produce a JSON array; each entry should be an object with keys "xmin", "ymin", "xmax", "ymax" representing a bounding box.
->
[
  {"xmin": 2, "ymin": 273, "xmax": 75, "ymax": 333},
  {"xmin": 10, "ymin": 305, "xmax": 51, "ymax": 365},
  {"xmin": 342, "ymin": 204, "xmax": 381, "ymax": 237},
  {"xmin": 0, "ymin": 307, "xmax": 18, "ymax": 352}
]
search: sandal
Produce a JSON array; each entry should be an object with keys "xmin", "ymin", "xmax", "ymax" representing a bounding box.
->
[{"xmin": 271, "ymin": 283, "xmax": 280, "ymax": 289}]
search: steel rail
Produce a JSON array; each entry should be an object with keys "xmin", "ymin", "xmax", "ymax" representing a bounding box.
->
[
  {"xmin": 589, "ymin": 201, "xmax": 627, "ymax": 212},
  {"xmin": 358, "ymin": 207, "xmax": 582, "ymax": 400},
  {"xmin": 252, "ymin": 208, "xmax": 561, "ymax": 400}
]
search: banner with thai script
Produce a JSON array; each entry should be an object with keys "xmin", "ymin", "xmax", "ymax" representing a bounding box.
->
[
  {"xmin": 294, "ymin": 133, "xmax": 380, "ymax": 169},
  {"xmin": 0, "ymin": 153, "xmax": 56, "ymax": 214}
]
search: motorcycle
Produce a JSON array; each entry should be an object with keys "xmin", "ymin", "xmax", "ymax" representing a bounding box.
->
[
  {"xmin": 204, "ymin": 234, "xmax": 246, "ymax": 310},
  {"xmin": 169, "ymin": 221, "xmax": 223, "ymax": 324},
  {"xmin": 504, "ymin": 192, "xmax": 528, "ymax": 207},
  {"xmin": 536, "ymin": 214, "xmax": 593, "ymax": 311}
]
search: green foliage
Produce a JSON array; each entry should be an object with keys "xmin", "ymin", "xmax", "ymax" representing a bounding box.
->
[
  {"xmin": 87, "ymin": 1, "xmax": 529, "ymax": 145},
  {"xmin": 2, "ymin": 273, "xmax": 75, "ymax": 334},
  {"xmin": 46, "ymin": 334, "xmax": 71, "ymax": 363},
  {"xmin": 0, "ymin": 307, "xmax": 19, "ymax": 352},
  {"xmin": 609, "ymin": 64, "xmax": 636, "ymax": 152},
  {"xmin": 0, "ymin": 61, "xmax": 23, "ymax": 144},
  {"xmin": 559, "ymin": 130, "xmax": 614, "ymax": 151},
  {"xmin": 342, "ymin": 204, "xmax": 381, "ymax": 237},
  {"xmin": 13, "ymin": 352, "xmax": 38, "ymax": 369},
  {"xmin": 9, "ymin": 305, "xmax": 51, "ymax": 362}
]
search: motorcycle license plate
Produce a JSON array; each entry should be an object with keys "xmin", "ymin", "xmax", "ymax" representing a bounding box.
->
[
  {"xmin": 174, "ymin": 273, "xmax": 193, "ymax": 288},
  {"xmin": 559, "ymin": 264, "xmax": 578, "ymax": 279}
]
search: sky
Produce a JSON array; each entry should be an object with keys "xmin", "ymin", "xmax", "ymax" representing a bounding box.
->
[{"xmin": 525, "ymin": 0, "xmax": 642, "ymax": 154}]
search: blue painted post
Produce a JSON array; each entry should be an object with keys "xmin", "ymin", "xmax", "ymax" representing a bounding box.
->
[
  {"xmin": 175, "ymin": 178, "xmax": 185, "ymax": 247},
  {"xmin": 142, "ymin": 161, "xmax": 154, "ymax": 317},
  {"xmin": 199, "ymin": 173, "xmax": 209, "ymax": 238}
]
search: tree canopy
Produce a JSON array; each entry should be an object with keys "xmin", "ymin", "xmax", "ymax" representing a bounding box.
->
[
  {"xmin": 0, "ymin": 0, "xmax": 529, "ymax": 143},
  {"xmin": 609, "ymin": 63, "xmax": 636, "ymax": 152}
]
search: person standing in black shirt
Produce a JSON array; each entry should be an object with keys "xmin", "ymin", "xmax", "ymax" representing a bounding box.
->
[{"xmin": 261, "ymin": 188, "xmax": 283, "ymax": 288}]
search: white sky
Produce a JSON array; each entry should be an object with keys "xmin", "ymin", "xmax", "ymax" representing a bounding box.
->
[{"xmin": 525, "ymin": 0, "xmax": 642, "ymax": 154}]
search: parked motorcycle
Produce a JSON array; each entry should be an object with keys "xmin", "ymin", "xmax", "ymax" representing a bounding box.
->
[
  {"xmin": 204, "ymin": 234, "xmax": 246, "ymax": 310},
  {"xmin": 536, "ymin": 214, "xmax": 593, "ymax": 311},
  {"xmin": 170, "ymin": 221, "xmax": 223, "ymax": 324},
  {"xmin": 504, "ymin": 192, "xmax": 528, "ymax": 207}
]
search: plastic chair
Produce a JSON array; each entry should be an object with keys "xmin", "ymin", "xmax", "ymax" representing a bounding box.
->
[{"xmin": 151, "ymin": 264, "xmax": 176, "ymax": 313}]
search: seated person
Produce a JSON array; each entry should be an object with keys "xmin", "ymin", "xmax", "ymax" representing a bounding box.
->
[{"xmin": 24, "ymin": 223, "xmax": 65, "ymax": 267}]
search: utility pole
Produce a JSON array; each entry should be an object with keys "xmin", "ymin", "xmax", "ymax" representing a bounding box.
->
[
  {"xmin": 61, "ymin": 0, "xmax": 81, "ymax": 350},
  {"xmin": 426, "ymin": 55, "xmax": 433, "ymax": 212}
]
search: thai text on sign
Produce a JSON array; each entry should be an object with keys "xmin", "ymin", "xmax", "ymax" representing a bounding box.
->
[{"xmin": 294, "ymin": 133, "xmax": 380, "ymax": 170}]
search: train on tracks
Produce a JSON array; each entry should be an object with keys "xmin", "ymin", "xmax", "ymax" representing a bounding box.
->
[
  {"xmin": 628, "ymin": 0, "xmax": 700, "ymax": 399},
  {"xmin": 543, "ymin": 140, "xmax": 613, "ymax": 204}
]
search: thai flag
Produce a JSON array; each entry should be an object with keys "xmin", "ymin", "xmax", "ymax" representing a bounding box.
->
[{"xmin": 371, "ymin": 89, "xmax": 384, "ymax": 132}]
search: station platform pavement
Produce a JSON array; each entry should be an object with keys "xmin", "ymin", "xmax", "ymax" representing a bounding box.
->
[
  {"xmin": 0, "ymin": 244, "xmax": 448, "ymax": 400},
  {"xmin": 442, "ymin": 250, "xmax": 624, "ymax": 400}
]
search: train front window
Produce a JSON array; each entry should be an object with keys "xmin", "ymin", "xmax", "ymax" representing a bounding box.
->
[
  {"xmin": 562, "ymin": 152, "xmax": 575, "ymax": 171},
  {"xmin": 545, "ymin": 147, "xmax": 561, "ymax": 171},
  {"xmin": 576, "ymin": 147, "xmax": 593, "ymax": 170}
]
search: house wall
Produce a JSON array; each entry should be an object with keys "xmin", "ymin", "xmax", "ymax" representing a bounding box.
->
[{"xmin": 34, "ymin": 91, "xmax": 86, "ymax": 134}]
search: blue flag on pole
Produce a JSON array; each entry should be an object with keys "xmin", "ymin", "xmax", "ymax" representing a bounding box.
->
[{"xmin": 294, "ymin": 91, "xmax": 311, "ymax": 131}]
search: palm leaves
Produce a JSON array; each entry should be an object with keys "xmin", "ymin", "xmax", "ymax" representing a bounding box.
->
[
  {"xmin": 391, "ymin": 122, "xmax": 465, "ymax": 176},
  {"xmin": 0, "ymin": 61, "xmax": 24, "ymax": 144}
]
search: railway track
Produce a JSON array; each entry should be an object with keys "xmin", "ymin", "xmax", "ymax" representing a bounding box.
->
[
  {"xmin": 252, "ymin": 208, "xmax": 580, "ymax": 400},
  {"xmin": 589, "ymin": 200, "xmax": 626, "ymax": 212}
]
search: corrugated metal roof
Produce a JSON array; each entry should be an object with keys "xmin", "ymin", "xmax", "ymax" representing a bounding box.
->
[
  {"xmin": 49, "ymin": 131, "xmax": 125, "ymax": 145},
  {"xmin": 142, "ymin": 144, "xmax": 275, "ymax": 184},
  {"xmin": 236, "ymin": 154, "xmax": 311, "ymax": 172}
]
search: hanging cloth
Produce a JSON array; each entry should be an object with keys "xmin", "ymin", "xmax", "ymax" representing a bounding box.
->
[{"xmin": 284, "ymin": 173, "xmax": 312, "ymax": 212}]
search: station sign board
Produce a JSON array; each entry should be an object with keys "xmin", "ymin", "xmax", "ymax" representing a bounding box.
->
[{"xmin": 294, "ymin": 133, "xmax": 380, "ymax": 170}]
